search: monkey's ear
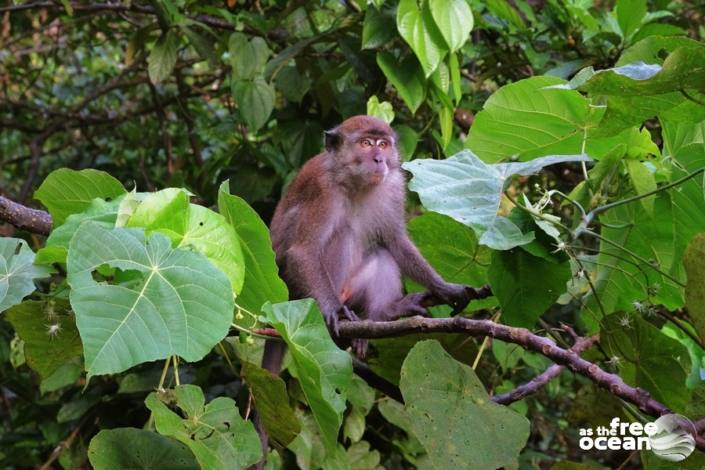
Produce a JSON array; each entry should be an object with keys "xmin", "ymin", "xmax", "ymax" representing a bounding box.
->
[{"xmin": 324, "ymin": 129, "xmax": 341, "ymax": 152}]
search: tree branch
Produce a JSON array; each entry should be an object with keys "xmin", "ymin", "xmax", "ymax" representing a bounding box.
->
[
  {"xmin": 335, "ymin": 316, "xmax": 705, "ymax": 451},
  {"xmin": 0, "ymin": 196, "xmax": 52, "ymax": 235},
  {"xmin": 492, "ymin": 334, "xmax": 599, "ymax": 405}
]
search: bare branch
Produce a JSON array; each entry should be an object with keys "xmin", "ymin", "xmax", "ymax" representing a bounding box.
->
[
  {"xmin": 0, "ymin": 196, "xmax": 52, "ymax": 235},
  {"xmin": 492, "ymin": 334, "xmax": 599, "ymax": 405}
]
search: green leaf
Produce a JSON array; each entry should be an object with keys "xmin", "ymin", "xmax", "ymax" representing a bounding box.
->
[
  {"xmin": 362, "ymin": 7, "xmax": 396, "ymax": 51},
  {"xmin": 466, "ymin": 76, "xmax": 625, "ymax": 162},
  {"xmin": 67, "ymin": 222, "xmax": 234, "ymax": 377},
  {"xmin": 127, "ymin": 188, "xmax": 246, "ymax": 294},
  {"xmin": 36, "ymin": 197, "xmax": 121, "ymax": 265},
  {"xmin": 6, "ymin": 300, "xmax": 82, "ymax": 379},
  {"xmin": 395, "ymin": 124, "xmax": 419, "ymax": 161},
  {"xmin": 366, "ymin": 95, "xmax": 394, "ymax": 124},
  {"xmin": 488, "ymin": 248, "xmax": 570, "ymax": 328},
  {"xmin": 396, "ymin": 0, "xmax": 448, "ymax": 77},
  {"xmin": 376, "ymin": 52, "xmax": 426, "ymax": 114},
  {"xmin": 148, "ymin": 29, "xmax": 180, "ymax": 84},
  {"xmin": 241, "ymin": 361, "xmax": 300, "ymax": 449},
  {"xmin": 262, "ymin": 299, "xmax": 352, "ymax": 453},
  {"xmin": 34, "ymin": 168, "xmax": 125, "ymax": 226},
  {"xmin": 0, "ymin": 238, "xmax": 51, "ymax": 313},
  {"xmin": 233, "ymin": 78, "xmax": 275, "ymax": 132},
  {"xmin": 684, "ymin": 233, "xmax": 705, "ymax": 344},
  {"xmin": 600, "ymin": 313, "xmax": 691, "ymax": 411},
  {"xmin": 428, "ymin": 0, "xmax": 473, "ymax": 52},
  {"xmin": 88, "ymin": 428, "xmax": 198, "ymax": 470},
  {"xmin": 560, "ymin": 46, "xmax": 705, "ymax": 96},
  {"xmin": 615, "ymin": 0, "xmax": 647, "ymax": 39},
  {"xmin": 407, "ymin": 212, "xmax": 492, "ymax": 303},
  {"xmin": 146, "ymin": 385, "xmax": 261, "ymax": 470},
  {"xmin": 229, "ymin": 33, "xmax": 271, "ymax": 81},
  {"xmin": 625, "ymin": 160, "xmax": 657, "ymax": 215},
  {"xmin": 218, "ymin": 182, "xmax": 287, "ymax": 314},
  {"xmin": 400, "ymin": 340, "xmax": 530, "ymax": 468},
  {"xmin": 403, "ymin": 150, "xmax": 590, "ymax": 250},
  {"xmin": 485, "ymin": 0, "xmax": 526, "ymax": 30}
]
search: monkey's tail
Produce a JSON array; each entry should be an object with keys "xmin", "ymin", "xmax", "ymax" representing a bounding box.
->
[{"xmin": 252, "ymin": 340, "xmax": 287, "ymax": 470}]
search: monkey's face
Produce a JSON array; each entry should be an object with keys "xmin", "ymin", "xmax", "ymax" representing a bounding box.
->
[{"xmin": 347, "ymin": 134, "xmax": 396, "ymax": 185}]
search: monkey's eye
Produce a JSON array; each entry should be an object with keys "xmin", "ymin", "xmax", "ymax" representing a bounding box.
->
[
  {"xmin": 377, "ymin": 139, "xmax": 388, "ymax": 149},
  {"xmin": 360, "ymin": 138, "xmax": 373, "ymax": 148}
]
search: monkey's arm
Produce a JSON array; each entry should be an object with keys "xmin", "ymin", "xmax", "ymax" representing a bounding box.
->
[
  {"xmin": 285, "ymin": 243, "xmax": 356, "ymax": 334},
  {"xmin": 386, "ymin": 232, "xmax": 472, "ymax": 313}
]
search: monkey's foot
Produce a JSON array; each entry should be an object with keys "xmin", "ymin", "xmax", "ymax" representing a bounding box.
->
[
  {"xmin": 383, "ymin": 292, "xmax": 431, "ymax": 320},
  {"xmin": 352, "ymin": 339, "xmax": 369, "ymax": 359}
]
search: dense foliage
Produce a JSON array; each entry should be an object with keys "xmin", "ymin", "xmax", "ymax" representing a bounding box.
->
[{"xmin": 2, "ymin": 1, "xmax": 705, "ymax": 469}]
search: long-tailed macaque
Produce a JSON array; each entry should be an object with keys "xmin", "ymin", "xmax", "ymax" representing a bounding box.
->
[{"xmin": 268, "ymin": 115, "xmax": 475, "ymax": 359}]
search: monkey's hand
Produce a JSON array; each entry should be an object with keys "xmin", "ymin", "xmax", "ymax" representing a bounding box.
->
[
  {"xmin": 432, "ymin": 283, "xmax": 493, "ymax": 315},
  {"xmin": 433, "ymin": 283, "xmax": 473, "ymax": 315},
  {"xmin": 324, "ymin": 305, "xmax": 359, "ymax": 336}
]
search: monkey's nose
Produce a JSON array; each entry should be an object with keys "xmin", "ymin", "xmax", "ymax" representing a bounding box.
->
[{"xmin": 373, "ymin": 157, "xmax": 383, "ymax": 164}]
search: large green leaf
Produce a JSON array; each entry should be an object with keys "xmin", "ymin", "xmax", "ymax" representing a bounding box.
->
[
  {"xmin": 428, "ymin": 0, "xmax": 473, "ymax": 52},
  {"xmin": 0, "ymin": 238, "xmax": 51, "ymax": 313},
  {"xmin": 684, "ymin": 233, "xmax": 705, "ymax": 344},
  {"xmin": 233, "ymin": 77, "xmax": 275, "ymax": 132},
  {"xmin": 399, "ymin": 340, "xmax": 530, "ymax": 468},
  {"xmin": 145, "ymin": 385, "xmax": 261, "ymax": 470},
  {"xmin": 88, "ymin": 428, "xmax": 198, "ymax": 470},
  {"xmin": 127, "ymin": 188, "xmax": 245, "ymax": 294},
  {"xmin": 404, "ymin": 150, "xmax": 589, "ymax": 250},
  {"xmin": 376, "ymin": 52, "xmax": 426, "ymax": 114},
  {"xmin": 67, "ymin": 222, "xmax": 234, "ymax": 377},
  {"xmin": 6, "ymin": 300, "xmax": 82, "ymax": 379},
  {"xmin": 261, "ymin": 299, "xmax": 352, "ymax": 454},
  {"xmin": 600, "ymin": 313, "xmax": 691, "ymax": 412},
  {"xmin": 35, "ymin": 197, "xmax": 121, "ymax": 265},
  {"xmin": 148, "ymin": 29, "xmax": 179, "ymax": 84},
  {"xmin": 217, "ymin": 182, "xmax": 287, "ymax": 315},
  {"xmin": 396, "ymin": 0, "xmax": 448, "ymax": 77},
  {"xmin": 465, "ymin": 76, "xmax": 631, "ymax": 162},
  {"xmin": 241, "ymin": 361, "xmax": 300, "ymax": 449},
  {"xmin": 229, "ymin": 33, "xmax": 271, "ymax": 81},
  {"xmin": 488, "ymin": 248, "xmax": 571, "ymax": 328},
  {"xmin": 34, "ymin": 168, "xmax": 125, "ymax": 226}
]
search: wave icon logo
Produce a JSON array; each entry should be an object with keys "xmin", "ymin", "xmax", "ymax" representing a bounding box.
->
[{"xmin": 648, "ymin": 414, "xmax": 696, "ymax": 462}]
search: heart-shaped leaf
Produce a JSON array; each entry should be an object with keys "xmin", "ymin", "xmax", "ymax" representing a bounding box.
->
[
  {"xmin": 396, "ymin": 0, "xmax": 448, "ymax": 77},
  {"xmin": 67, "ymin": 222, "xmax": 234, "ymax": 377},
  {"xmin": 428, "ymin": 0, "xmax": 473, "ymax": 52}
]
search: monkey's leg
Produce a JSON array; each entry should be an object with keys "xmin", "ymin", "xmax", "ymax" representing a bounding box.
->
[{"xmin": 345, "ymin": 249, "xmax": 407, "ymax": 358}]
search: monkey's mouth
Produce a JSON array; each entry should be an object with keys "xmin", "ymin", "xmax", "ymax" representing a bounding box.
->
[{"xmin": 370, "ymin": 173, "xmax": 386, "ymax": 184}]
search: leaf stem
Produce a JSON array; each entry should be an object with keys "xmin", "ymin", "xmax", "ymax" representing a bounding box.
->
[
  {"xmin": 157, "ymin": 357, "xmax": 171, "ymax": 391},
  {"xmin": 471, "ymin": 311, "xmax": 501, "ymax": 370},
  {"xmin": 582, "ymin": 230, "xmax": 685, "ymax": 288},
  {"xmin": 172, "ymin": 355, "xmax": 180, "ymax": 386}
]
